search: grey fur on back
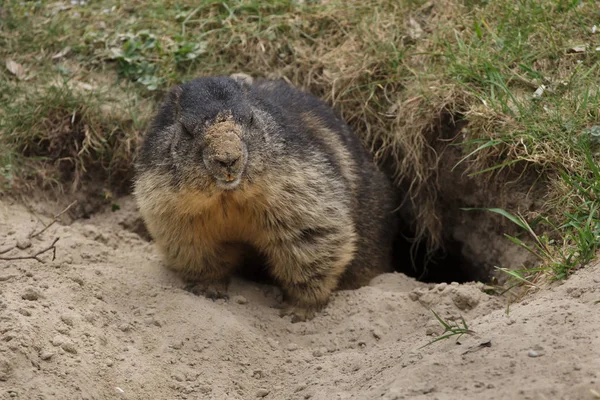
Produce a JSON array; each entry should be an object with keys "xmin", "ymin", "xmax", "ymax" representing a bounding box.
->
[{"xmin": 246, "ymin": 79, "xmax": 399, "ymax": 287}]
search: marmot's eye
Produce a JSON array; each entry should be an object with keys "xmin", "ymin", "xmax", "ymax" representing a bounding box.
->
[
  {"xmin": 180, "ymin": 123, "xmax": 194, "ymax": 138},
  {"xmin": 248, "ymin": 113, "xmax": 255, "ymax": 126}
]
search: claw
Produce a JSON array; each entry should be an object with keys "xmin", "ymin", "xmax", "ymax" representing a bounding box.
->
[
  {"xmin": 279, "ymin": 306, "xmax": 316, "ymax": 323},
  {"xmin": 185, "ymin": 281, "xmax": 229, "ymax": 300}
]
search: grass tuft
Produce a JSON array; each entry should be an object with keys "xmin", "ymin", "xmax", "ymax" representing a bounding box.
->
[
  {"xmin": 1, "ymin": 78, "xmax": 148, "ymax": 192},
  {"xmin": 420, "ymin": 310, "xmax": 475, "ymax": 349}
]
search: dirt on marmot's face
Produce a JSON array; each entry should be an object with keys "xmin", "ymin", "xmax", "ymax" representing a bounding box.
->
[{"xmin": 202, "ymin": 116, "xmax": 247, "ymax": 191}]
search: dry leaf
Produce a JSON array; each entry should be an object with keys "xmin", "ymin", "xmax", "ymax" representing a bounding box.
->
[
  {"xmin": 568, "ymin": 45, "xmax": 586, "ymax": 53},
  {"xmin": 532, "ymin": 85, "xmax": 546, "ymax": 99},
  {"xmin": 408, "ymin": 17, "xmax": 424, "ymax": 40},
  {"xmin": 5, "ymin": 59, "xmax": 26, "ymax": 80},
  {"xmin": 52, "ymin": 46, "xmax": 71, "ymax": 60},
  {"xmin": 74, "ymin": 81, "xmax": 94, "ymax": 91}
]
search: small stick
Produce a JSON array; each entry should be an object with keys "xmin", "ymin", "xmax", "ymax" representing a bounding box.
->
[
  {"xmin": 0, "ymin": 238, "xmax": 60, "ymax": 263},
  {"xmin": 30, "ymin": 200, "xmax": 77, "ymax": 239}
]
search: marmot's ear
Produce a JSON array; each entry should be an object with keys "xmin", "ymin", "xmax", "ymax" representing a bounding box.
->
[
  {"xmin": 230, "ymin": 73, "xmax": 254, "ymax": 90},
  {"xmin": 167, "ymin": 85, "xmax": 183, "ymax": 120}
]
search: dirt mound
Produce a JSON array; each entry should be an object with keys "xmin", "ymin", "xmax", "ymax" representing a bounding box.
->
[{"xmin": 1, "ymin": 197, "xmax": 599, "ymax": 399}]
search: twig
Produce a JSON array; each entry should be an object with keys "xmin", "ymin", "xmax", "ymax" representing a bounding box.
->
[
  {"xmin": 461, "ymin": 339, "xmax": 492, "ymax": 355},
  {"xmin": 0, "ymin": 238, "xmax": 60, "ymax": 263},
  {"xmin": 30, "ymin": 200, "xmax": 77, "ymax": 239}
]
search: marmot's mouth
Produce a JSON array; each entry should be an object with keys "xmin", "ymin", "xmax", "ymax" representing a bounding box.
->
[{"xmin": 215, "ymin": 176, "xmax": 242, "ymax": 191}]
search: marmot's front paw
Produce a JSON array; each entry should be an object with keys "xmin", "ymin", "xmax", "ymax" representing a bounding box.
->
[
  {"xmin": 185, "ymin": 280, "xmax": 229, "ymax": 300},
  {"xmin": 279, "ymin": 305, "xmax": 317, "ymax": 323}
]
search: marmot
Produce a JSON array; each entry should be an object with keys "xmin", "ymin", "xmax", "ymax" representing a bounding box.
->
[{"xmin": 133, "ymin": 74, "xmax": 399, "ymax": 322}]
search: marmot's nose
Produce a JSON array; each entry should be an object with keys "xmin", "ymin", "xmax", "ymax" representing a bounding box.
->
[{"xmin": 214, "ymin": 154, "xmax": 240, "ymax": 168}]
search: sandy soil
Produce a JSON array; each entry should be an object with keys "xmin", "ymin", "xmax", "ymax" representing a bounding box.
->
[{"xmin": 1, "ymin": 196, "xmax": 599, "ymax": 400}]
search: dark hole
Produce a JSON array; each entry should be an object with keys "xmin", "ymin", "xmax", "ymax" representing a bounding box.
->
[
  {"xmin": 374, "ymin": 112, "xmax": 489, "ymax": 285},
  {"xmin": 391, "ymin": 225, "xmax": 487, "ymax": 284},
  {"xmin": 233, "ymin": 244, "xmax": 275, "ymax": 285}
]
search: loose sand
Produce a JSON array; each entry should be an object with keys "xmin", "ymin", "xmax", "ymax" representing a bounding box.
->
[{"xmin": 1, "ymin": 197, "xmax": 598, "ymax": 400}]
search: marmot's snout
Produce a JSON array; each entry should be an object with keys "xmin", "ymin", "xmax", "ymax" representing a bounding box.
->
[{"xmin": 203, "ymin": 120, "xmax": 246, "ymax": 189}]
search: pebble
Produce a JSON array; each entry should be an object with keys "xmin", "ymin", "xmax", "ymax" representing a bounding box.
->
[
  {"xmin": 17, "ymin": 308, "xmax": 31, "ymax": 317},
  {"xmin": 22, "ymin": 288, "xmax": 42, "ymax": 301},
  {"xmin": 198, "ymin": 386, "xmax": 212, "ymax": 394},
  {"xmin": 171, "ymin": 341, "xmax": 183, "ymax": 350},
  {"xmin": 144, "ymin": 317, "xmax": 162, "ymax": 327},
  {"xmin": 61, "ymin": 343, "xmax": 78, "ymax": 354},
  {"xmin": 451, "ymin": 287, "xmax": 481, "ymax": 310},
  {"xmin": 56, "ymin": 326, "xmax": 70, "ymax": 335},
  {"xmin": 40, "ymin": 350, "xmax": 55, "ymax": 361},
  {"xmin": 172, "ymin": 372, "xmax": 185, "ymax": 382},
  {"xmin": 51, "ymin": 336, "xmax": 66, "ymax": 347},
  {"xmin": 16, "ymin": 238, "xmax": 31, "ymax": 250},
  {"xmin": 252, "ymin": 370, "xmax": 264, "ymax": 379},
  {"xmin": 118, "ymin": 323, "xmax": 131, "ymax": 332},
  {"xmin": 256, "ymin": 388, "xmax": 270, "ymax": 397},
  {"xmin": 3, "ymin": 333, "xmax": 17, "ymax": 343},
  {"xmin": 71, "ymin": 276, "xmax": 85, "ymax": 286},
  {"xmin": 294, "ymin": 384, "xmax": 307, "ymax": 393},
  {"xmin": 0, "ymin": 357, "xmax": 11, "ymax": 381},
  {"xmin": 185, "ymin": 371, "xmax": 199, "ymax": 382},
  {"xmin": 425, "ymin": 320, "xmax": 442, "ymax": 336},
  {"xmin": 312, "ymin": 348, "xmax": 324, "ymax": 358},
  {"xmin": 527, "ymin": 350, "xmax": 539, "ymax": 358},
  {"xmin": 61, "ymin": 314, "xmax": 75, "ymax": 327},
  {"xmin": 82, "ymin": 225, "xmax": 100, "ymax": 239},
  {"xmin": 287, "ymin": 343, "xmax": 299, "ymax": 352},
  {"xmin": 408, "ymin": 290, "xmax": 421, "ymax": 302},
  {"xmin": 372, "ymin": 328, "xmax": 383, "ymax": 340},
  {"xmin": 233, "ymin": 295, "xmax": 249, "ymax": 305}
]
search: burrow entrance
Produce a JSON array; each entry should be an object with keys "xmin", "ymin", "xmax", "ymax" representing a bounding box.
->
[
  {"xmin": 378, "ymin": 114, "xmax": 538, "ymax": 285},
  {"xmin": 392, "ymin": 233, "xmax": 480, "ymax": 284}
]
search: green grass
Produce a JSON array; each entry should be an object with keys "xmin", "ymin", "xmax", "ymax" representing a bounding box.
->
[
  {"xmin": 419, "ymin": 310, "xmax": 475, "ymax": 349},
  {"xmin": 1, "ymin": 0, "xmax": 599, "ymax": 282}
]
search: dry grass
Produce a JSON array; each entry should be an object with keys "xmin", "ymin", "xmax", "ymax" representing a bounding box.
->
[{"xmin": 1, "ymin": 79, "xmax": 150, "ymax": 193}]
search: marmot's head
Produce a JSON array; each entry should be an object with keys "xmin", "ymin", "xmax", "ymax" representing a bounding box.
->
[{"xmin": 146, "ymin": 76, "xmax": 269, "ymax": 192}]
